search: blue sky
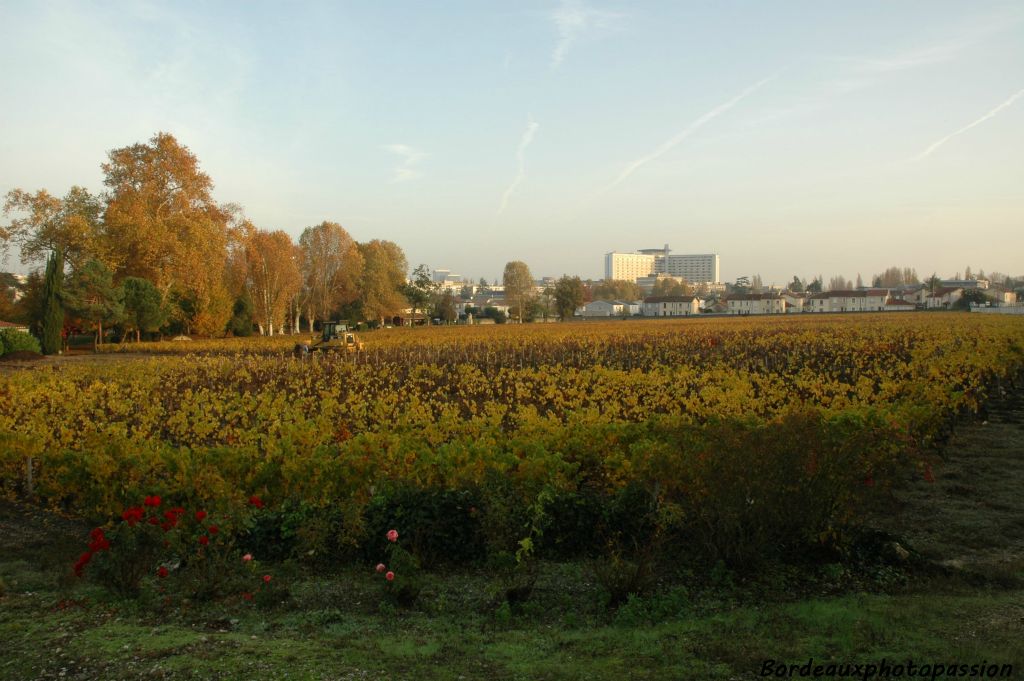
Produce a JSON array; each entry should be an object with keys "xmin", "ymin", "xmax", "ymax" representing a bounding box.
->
[{"xmin": 1, "ymin": 1, "xmax": 1022, "ymax": 284}]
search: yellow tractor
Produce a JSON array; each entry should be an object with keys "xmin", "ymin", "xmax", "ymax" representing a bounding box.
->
[{"xmin": 293, "ymin": 321, "xmax": 365, "ymax": 358}]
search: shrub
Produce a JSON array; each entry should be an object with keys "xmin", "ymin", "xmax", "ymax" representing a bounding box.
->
[
  {"xmin": 375, "ymin": 528, "xmax": 422, "ymax": 607},
  {"xmin": 362, "ymin": 487, "xmax": 484, "ymax": 567},
  {"xmin": 0, "ymin": 329, "xmax": 40, "ymax": 355}
]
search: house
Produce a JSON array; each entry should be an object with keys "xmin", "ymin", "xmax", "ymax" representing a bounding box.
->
[
  {"xmin": 0, "ymin": 320, "xmax": 30, "ymax": 333},
  {"xmin": 581, "ymin": 299, "xmax": 634, "ymax": 317},
  {"xmin": 985, "ymin": 289, "xmax": 1017, "ymax": 305},
  {"xmin": 781, "ymin": 293, "xmax": 805, "ymax": 314},
  {"xmin": 642, "ymin": 296, "xmax": 701, "ymax": 317},
  {"xmin": 926, "ymin": 287, "xmax": 963, "ymax": 309},
  {"xmin": 726, "ymin": 293, "xmax": 785, "ymax": 315},
  {"xmin": 391, "ymin": 311, "xmax": 430, "ymax": 327},
  {"xmin": 804, "ymin": 289, "xmax": 891, "ymax": 313}
]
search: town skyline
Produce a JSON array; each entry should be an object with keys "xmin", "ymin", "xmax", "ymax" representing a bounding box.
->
[{"xmin": 1, "ymin": 1, "xmax": 1022, "ymax": 284}]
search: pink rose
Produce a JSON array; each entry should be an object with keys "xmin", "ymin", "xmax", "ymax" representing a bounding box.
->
[
  {"xmin": 386, "ymin": 529, "xmax": 399, "ymax": 543},
  {"xmin": 263, "ymin": 574, "xmax": 272, "ymax": 583},
  {"xmin": 385, "ymin": 571, "xmax": 395, "ymax": 582},
  {"xmin": 242, "ymin": 554, "xmax": 253, "ymax": 562},
  {"xmin": 375, "ymin": 563, "xmax": 386, "ymax": 573}
]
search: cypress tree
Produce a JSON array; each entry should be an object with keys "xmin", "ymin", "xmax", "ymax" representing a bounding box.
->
[{"xmin": 41, "ymin": 247, "xmax": 64, "ymax": 355}]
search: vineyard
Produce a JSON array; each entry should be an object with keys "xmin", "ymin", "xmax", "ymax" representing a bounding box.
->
[{"xmin": 2, "ymin": 314, "xmax": 1023, "ymax": 568}]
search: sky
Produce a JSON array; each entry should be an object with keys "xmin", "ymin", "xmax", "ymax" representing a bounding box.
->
[{"xmin": 1, "ymin": 0, "xmax": 1022, "ymax": 285}]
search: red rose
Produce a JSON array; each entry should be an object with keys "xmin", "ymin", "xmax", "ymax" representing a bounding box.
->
[
  {"xmin": 208, "ymin": 525, "xmax": 219, "ymax": 535},
  {"xmin": 242, "ymin": 592, "xmax": 253, "ymax": 601},
  {"xmin": 122, "ymin": 507, "xmax": 144, "ymax": 526},
  {"xmin": 72, "ymin": 551, "xmax": 92, "ymax": 577},
  {"xmin": 195, "ymin": 510, "xmax": 208, "ymax": 521},
  {"xmin": 89, "ymin": 528, "xmax": 105, "ymax": 541},
  {"xmin": 144, "ymin": 495, "xmax": 161, "ymax": 507},
  {"xmin": 148, "ymin": 516, "xmax": 160, "ymax": 526},
  {"xmin": 262, "ymin": 574, "xmax": 272, "ymax": 584},
  {"xmin": 157, "ymin": 566, "xmax": 169, "ymax": 578},
  {"xmin": 249, "ymin": 495, "xmax": 265, "ymax": 509},
  {"xmin": 199, "ymin": 535, "xmax": 209, "ymax": 545}
]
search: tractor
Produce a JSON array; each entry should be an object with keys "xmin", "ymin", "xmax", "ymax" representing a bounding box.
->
[{"xmin": 293, "ymin": 321, "xmax": 365, "ymax": 358}]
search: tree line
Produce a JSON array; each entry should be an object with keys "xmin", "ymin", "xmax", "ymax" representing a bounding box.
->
[{"xmin": 1, "ymin": 133, "xmax": 414, "ymax": 347}]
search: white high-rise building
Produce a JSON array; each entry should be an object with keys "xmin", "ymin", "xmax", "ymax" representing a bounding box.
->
[
  {"xmin": 604, "ymin": 252, "xmax": 657, "ymax": 282},
  {"xmin": 604, "ymin": 246, "xmax": 719, "ymax": 284},
  {"xmin": 657, "ymin": 254, "xmax": 719, "ymax": 284}
]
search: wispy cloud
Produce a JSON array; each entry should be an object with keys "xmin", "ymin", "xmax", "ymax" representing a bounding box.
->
[
  {"xmin": 604, "ymin": 74, "xmax": 777, "ymax": 193},
  {"xmin": 912, "ymin": 87, "xmax": 1024, "ymax": 161},
  {"xmin": 382, "ymin": 144, "xmax": 426, "ymax": 182},
  {"xmin": 550, "ymin": 0, "xmax": 622, "ymax": 69},
  {"xmin": 498, "ymin": 116, "xmax": 540, "ymax": 215}
]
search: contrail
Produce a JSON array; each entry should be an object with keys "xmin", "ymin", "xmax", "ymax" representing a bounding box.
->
[
  {"xmin": 913, "ymin": 87, "xmax": 1024, "ymax": 161},
  {"xmin": 604, "ymin": 73, "xmax": 777, "ymax": 193},
  {"xmin": 498, "ymin": 116, "xmax": 540, "ymax": 215}
]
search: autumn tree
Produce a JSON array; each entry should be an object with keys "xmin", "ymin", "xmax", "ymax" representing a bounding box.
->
[
  {"xmin": 651, "ymin": 278, "xmax": 689, "ymax": 297},
  {"xmin": 357, "ymin": 240, "xmax": 408, "ymax": 325},
  {"xmin": 554, "ymin": 275, "xmax": 584, "ymax": 321},
  {"xmin": 64, "ymin": 259, "xmax": 124, "ymax": 349},
  {"xmin": 102, "ymin": 132, "xmax": 231, "ymax": 334},
  {"xmin": 828, "ymin": 275, "xmax": 850, "ymax": 291},
  {"xmin": 502, "ymin": 260, "xmax": 534, "ymax": 323},
  {"xmin": 244, "ymin": 229, "xmax": 301, "ymax": 336},
  {"xmin": 1, "ymin": 186, "xmax": 106, "ymax": 271},
  {"xmin": 591, "ymin": 279, "xmax": 642, "ymax": 301},
  {"xmin": 298, "ymin": 221, "xmax": 363, "ymax": 330}
]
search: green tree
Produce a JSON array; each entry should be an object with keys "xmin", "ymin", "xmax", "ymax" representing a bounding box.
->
[
  {"xmin": 953, "ymin": 289, "xmax": 988, "ymax": 310},
  {"xmin": 806, "ymin": 277, "xmax": 823, "ymax": 293},
  {"xmin": 121, "ymin": 277, "xmax": 167, "ymax": 342},
  {"xmin": 502, "ymin": 260, "xmax": 534, "ymax": 323},
  {"xmin": 41, "ymin": 247, "xmax": 65, "ymax": 355},
  {"xmin": 433, "ymin": 290, "xmax": 458, "ymax": 324},
  {"xmin": 789, "ymin": 276, "xmax": 804, "ymax": 293},
  {"xmin": 227, "ymin": 292, "xmax": 255, "ymax": 337},
  {"xmin": 402, "ymin": 264, "xmax": 436, "ymax": 326},
  {"xmin": 64, "ymin": 259, "xmax": 124, "ymax": 349},
  {"xmin": 553, "ymin": 275, "xmax": 585, "ymax": 321}
]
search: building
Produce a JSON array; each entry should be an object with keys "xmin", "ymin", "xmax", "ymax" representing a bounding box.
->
[
  {"xmin": 727, "ymin": 293, "xmax": 785, "ymax": 315},
  {"xmin": 604, "ymin": 245, "xmax": 720, "ymax": 285},
  {"xmin": 642, "ymin": 295, "xmax": 701, "ymax": 317},
  {"xmin": 940, "ymin": 279, "xmax": 988, "ymax": 290},
  {"xmin": 657, "ymin": 254, "xmax": 719, "ymax": 284},
  {"xmin": 805, "ymin": 289, "xmax": 892, "ymax": 313},
  {"xmin": 0, "ymin": 320, "xmax": 30, "ymax": 333},
  {"xmin": 580, "ymin": 300, "xmax": 638, "ymax": 317},
  {"xmin": 926, "ymin": 287, "xmax": 963, "ymax": 309},
  {"xmin": 604, "ymin": 252, "xmax": 657, "ymax": 282}
]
